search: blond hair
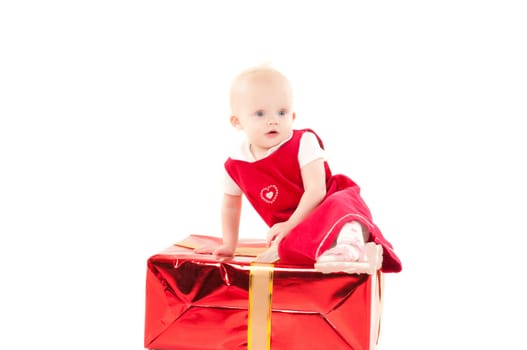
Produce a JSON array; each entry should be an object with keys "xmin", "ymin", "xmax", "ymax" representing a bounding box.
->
[{"xmin": 229, "ymin": 64, "xmax": 292, "ymax": 114}]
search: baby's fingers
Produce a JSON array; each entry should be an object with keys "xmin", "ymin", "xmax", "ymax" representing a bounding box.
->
[
  {"xmin": 213, "ymin": 245, "xmax": 235, "ymax": 257},
  {"xmin": 266, "ymin": 232, "xmax": 277, "ymax": 247},
  {"xmin": 194, "ymin": 244, "xmax": 216, "ymax": 254}
]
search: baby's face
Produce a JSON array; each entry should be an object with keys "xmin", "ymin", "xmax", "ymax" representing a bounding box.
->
[{"xmin": 231, "ymin": 71, "xmax": 295, "ymax": 157}]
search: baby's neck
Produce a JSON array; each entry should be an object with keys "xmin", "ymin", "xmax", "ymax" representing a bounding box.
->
[{"xmin": 249, "ymin": 144, "xmax": 269, "ymax": 160}]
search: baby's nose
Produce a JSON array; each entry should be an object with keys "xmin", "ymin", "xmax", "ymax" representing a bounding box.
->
[{"xmin": 268, "ymin": 115, "xmax": 279, "ymax": 125}]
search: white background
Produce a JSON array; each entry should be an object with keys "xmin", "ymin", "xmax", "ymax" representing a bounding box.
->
[{"xmin": 1, "ymin": 1, "xmax": 526, "ymax": 349}]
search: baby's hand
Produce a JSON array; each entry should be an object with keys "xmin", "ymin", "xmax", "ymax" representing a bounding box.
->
[
  {"xmin": 266, "ymin": 222, "xmax": 292, "ymax": 247},
  {"xmin": 194, "ymin": 243, "xmax": 217, "ymax": 255},
  {"xmin": 194, "ymin": 243, "xmax": 235, "ymax": 258},
  {"xmin": 212, "ymin": 244, "xmax": 235, "ymax": 258}
]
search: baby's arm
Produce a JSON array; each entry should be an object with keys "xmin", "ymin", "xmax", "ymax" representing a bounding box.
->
[
  {"xmin": 195, "ymin": 193, "xmax": 242, "ymax": 256},
  {"xmin": 266, "ymin": 158, "xmax": 326, "ymax": 246},
  {"xmin": 216, "ymin": 193, "xmax": 242, "ymax": 256}
]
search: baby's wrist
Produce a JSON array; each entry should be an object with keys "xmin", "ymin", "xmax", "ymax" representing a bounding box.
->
[{"xmin": 222, "ymin": 242, "xmax": 237, "ymax": 251}]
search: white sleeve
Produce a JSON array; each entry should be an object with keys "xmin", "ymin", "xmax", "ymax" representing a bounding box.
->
[
  {"xmin": 298, "ymin": 131, "xmax": 326, "ymax": 168},
  {"xmin": 223, "ymin": 170, "xmax": 243, "ymax": 196}
]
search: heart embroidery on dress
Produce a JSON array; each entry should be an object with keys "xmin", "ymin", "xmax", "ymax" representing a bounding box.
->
[{"xmin": 260, "ymin": 185, "xmax": 279, "ymax": 204}]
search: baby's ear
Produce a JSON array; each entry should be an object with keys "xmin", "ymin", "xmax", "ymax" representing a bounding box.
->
[
  {"xmin": 292, "ymin": 112, "xmax": 296, "ymax": 121},
  {"xmin": 230, "ymin": 115, "xmax": 242, "ymax": 129}
]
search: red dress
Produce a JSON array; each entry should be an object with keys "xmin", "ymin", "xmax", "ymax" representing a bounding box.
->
[{"xmin": 225, "ymin": 129, "xmax": 402, "ymax": 272}]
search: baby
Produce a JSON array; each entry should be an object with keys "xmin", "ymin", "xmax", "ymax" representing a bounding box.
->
[{"xmin": 195, "ymin": 65, "xmax": 402, "ymax": 274}]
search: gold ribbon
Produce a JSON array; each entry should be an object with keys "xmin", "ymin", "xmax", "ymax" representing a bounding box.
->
[
  {"xmin": 248, "ymin": 262, "xmax": 274, "ymax": 350},
  {"xmin": 370, "ymin": 271, "xmax": 384, "ymax": 349}
]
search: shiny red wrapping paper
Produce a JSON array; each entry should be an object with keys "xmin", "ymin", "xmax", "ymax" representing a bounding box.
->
[{"xmin": 144, "ymin": 235, "xmax": 382, "ymax": 350}]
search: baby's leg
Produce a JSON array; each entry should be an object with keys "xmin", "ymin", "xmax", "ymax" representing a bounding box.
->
[
  {"xmin": 336, "ymin": 220, "xmax": 369, "ymax": 246},
  {"xmin": 319, "ymin": 221, "xmax": 368, "ymax": 261},
  {"xmin": 256, "ymin": 221, "xmax": 367, "ymax": 264},
  {"xmin": 315, "ymin": 221, "xmax": 381, "ymax": 274}
]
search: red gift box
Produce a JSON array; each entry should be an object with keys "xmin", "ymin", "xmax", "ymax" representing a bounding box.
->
[{"xmin": 144, "ymin": 235, "xmax": 383, "ymax": 350}]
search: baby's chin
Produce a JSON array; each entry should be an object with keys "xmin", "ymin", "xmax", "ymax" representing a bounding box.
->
[{"xmin": 267, "ymin": 135, "xmax": 287, "ymax": 144}]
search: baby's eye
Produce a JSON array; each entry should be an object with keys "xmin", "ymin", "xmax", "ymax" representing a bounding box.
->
[
  {"xmin": 278, "ymin": 109, "xmax": 288, "ymax": 116},
  {"xmin": 256, "ymin": 110, "xmax": 265, "ymax": 117}
]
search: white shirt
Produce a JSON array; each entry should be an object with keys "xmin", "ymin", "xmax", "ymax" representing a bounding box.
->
[{"xmin": 224, "ymin": 131, "xmax": 325, "ymax": 195}]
